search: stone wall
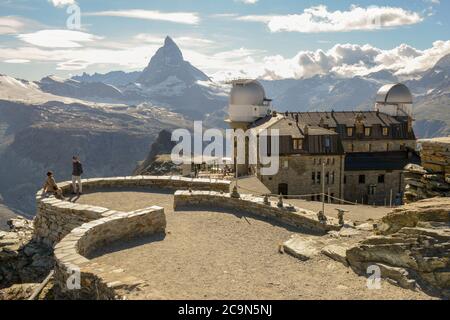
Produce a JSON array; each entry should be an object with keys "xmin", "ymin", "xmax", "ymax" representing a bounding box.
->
[
  {"xmin": 174, "ymin": 191, "xmax": 342, "ymax": 234},
  {"xmin": 258, "ymin": 155, "xmax": 344, "ymax": 200},
  {"xmin": 344, "ymin": 170, "xmax": 404, "ymax": 205},
  {"xmin": 54, "ymin": 206, "xmax": 165, "ymax": 300},
  {"xmin": 34, "ymin": 176, "xmax": 230, "ymax": 246}
]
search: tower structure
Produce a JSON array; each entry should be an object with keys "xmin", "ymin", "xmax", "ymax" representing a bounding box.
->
[
  {"xmin": 375, "ymin": 83, "xmax": 413, "ymax": 118},
  {"xmin": 226, "ymin": 79, "xmax": 272, "ymax": 176}
]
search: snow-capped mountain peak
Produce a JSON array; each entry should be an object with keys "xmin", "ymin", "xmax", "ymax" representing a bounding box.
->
[
  {"xmin": 149, "ymin": 36, "xmax": 184, "ymax": 67},
  {"xmin": 137, "ymin": 36, "xmax": 210, "ymax": 86}
]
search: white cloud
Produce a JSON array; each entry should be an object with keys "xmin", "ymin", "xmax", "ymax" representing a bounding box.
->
[
  {"xmin": 48, "ymin": 0, "xmax": 76, "ymax": 8},
  {"xmin": 17, "ymin": 30, "xmax": 103, "ymax": 48},
  {"xmin": 85, "ymin": 10, "xmax": 200, "ymax": 25},
  {"xmin": 0, "ymin": 45, "xmax": 159, "ymax": 71},
  {"xmin": 236, "ymin": 0, "xmax": 259, "ymax": 4},
  {"xmin": 2, "ymin": 30, "xmax": 450, "ymax": 83},
  {"xmin": 4, "ymin": 59, "xmax": 30, "ymax": 64},
  {"xmin": 0, "ymin": 16, "xmax": 42, "ymax": 34},
  {"xmin": 237, "ymin": 5, "xmax": 423, "ymax": 33},
  {"xmin": 0, "ymin": 16, "xmax": 25, "ymax": 34},
  {"xmin": 207, "ymin": 41, "xmax": 450, "ymax": 81},
  {"xmin": 134, "ymin": 34, "xmax": 215, "ymax": 48}
]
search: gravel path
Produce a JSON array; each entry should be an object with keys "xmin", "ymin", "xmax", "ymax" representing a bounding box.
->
[{"xmin": 75, "ymin": 189, "xmax": 433, "ymax": 300}]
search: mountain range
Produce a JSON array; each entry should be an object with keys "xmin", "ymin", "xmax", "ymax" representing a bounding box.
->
[{"xmin": 0, "ymin": 36, "xmax": 449, "ymax": 217}]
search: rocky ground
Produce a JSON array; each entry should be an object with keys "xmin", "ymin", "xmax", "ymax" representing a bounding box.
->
[
  {"xmin": 134, "ymin": 130, "xmax": 181, "ymax": 176},
  {"xmin": 0, "ymin": 217, "xmax": 53, "ymax": 299},
  {"xmin": 0, "ymin": 201, "xmax": 17, "ymax": 231},
  {"xmin": 346, "ymin": 197, "xmax": 450, "ymax": 299},
  {"xmin": 404, "ymin": 164, "xmax": 450, "ymax": 203},
  {"xmin": 404, "ymin": 137, "xmax": 450, "ymax": 203}
]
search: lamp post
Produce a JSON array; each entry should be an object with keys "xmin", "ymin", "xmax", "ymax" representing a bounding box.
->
[
  {"xmin": 231, "ymin": 155, "xmax": 240, "ymax": 198},
  {"xmin": 322, "ymin": 162, "xmax": 325, "ymax": 215}
]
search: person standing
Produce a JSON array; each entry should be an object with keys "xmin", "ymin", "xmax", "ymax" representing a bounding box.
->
[{"xmin": 72, "ymin": 156, "xmax": 84, "ymax": 195}]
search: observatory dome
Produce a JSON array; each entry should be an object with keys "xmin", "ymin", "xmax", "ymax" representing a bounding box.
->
[
  {"xmin": 230, "ymin": 80, "xmax": 266, "ymax": 106},
  {"xmin": 376, "ymin": 83, "xmax": 413, "ymax": 105}
]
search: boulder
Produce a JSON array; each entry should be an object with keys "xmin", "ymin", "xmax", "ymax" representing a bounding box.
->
[
  {"xmin": 345, "ymin": 198, "xmax": 450, "ymax": 298},
  {"xmin": 283, "ymin": 236, "xmax": 323, "ymax": 261}
]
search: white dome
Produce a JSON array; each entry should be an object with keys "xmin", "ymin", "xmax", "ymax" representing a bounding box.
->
[
  {"xmin": 376, "ymin": 83, "xmax": 413, "ymax": 105},
  {"xmin": 230, "ymin": 80, "xmax": 266, "ymax": 106}
]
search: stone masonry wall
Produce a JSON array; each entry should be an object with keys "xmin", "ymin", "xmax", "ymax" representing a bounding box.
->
[
  {"xmin": 34, "ymin": 176, "xmax": 230, "ymax": 246},
  {"xmin": 174, "ymin": 191, "xmax": 342, "ymax": 234},
  {"xmin": 344, "ymin": 169, "xmax": 404, "ymax": 205},
  {"xmin": 54, "ymin": 206, "xmax": 165, "ymax": 300},
  {"xmin": 259, "ymin": 155, "xmax": 344, "ymax": 200}
]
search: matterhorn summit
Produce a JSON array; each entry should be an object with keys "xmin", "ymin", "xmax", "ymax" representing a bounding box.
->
[{"xmin": 137, "ymin": 36, "xmax": 210, "ymax": 87}]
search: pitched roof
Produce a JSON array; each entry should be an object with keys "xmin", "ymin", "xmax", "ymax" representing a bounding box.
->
[{"xmin": 250, "ymin": 115, "xmax": 305, "ymax": 138}]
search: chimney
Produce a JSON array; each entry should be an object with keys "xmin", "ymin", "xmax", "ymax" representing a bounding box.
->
[
  {"xmin": 304, "ymin": 125, "xmax": 309, "ymax": 135},
  {"xmin": 319, "ymin": 117, "xmax": 325, "ymax": 128}
]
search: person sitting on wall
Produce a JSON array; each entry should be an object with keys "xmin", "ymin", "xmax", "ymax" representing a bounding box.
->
[{"xmin": 43, "ymin": 171, "xmax": 64, "ymax": 199}]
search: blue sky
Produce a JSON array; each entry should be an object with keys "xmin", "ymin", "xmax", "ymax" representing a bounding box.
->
[{"xmin": 0, "ymin": 0, "xmax": 449, "ymax": 81}]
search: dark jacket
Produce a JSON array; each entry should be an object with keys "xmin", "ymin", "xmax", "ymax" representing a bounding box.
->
[{"xmin": 72, "ymin": 161, "xmax": 83, "ymax": 176}]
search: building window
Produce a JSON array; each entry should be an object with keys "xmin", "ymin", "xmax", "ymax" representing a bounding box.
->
[
  {"xmin": 325, "ymin": 137, "xmax": 331, "ymax": 149},
  {"xmin": 368, "ymin": 185, "xmax": 376, "ymax": 195},
  {"xmin": 312, "ymin": 172, "xmax": 316, "ymax": 184},
  {"xmin": 347, "ymin": 127, "xmax": 354, "ymax": 137},
  {"xmin": 331, "ymin": 171, "xmax": 335, "ymax": 184},
  {"xmin": 368, "ymin": 144, "xmax": 372, "ymax": 152},
  {"xmin": 383, "ymin": 127, "xmax": 389, "ymax": 136},
  {"xmin": 387, "ymin": 143, "xmax": 390, "ymax": 152},
  {"xmin": 326, "ymin": 172, "xmax": 330, "ymax": 184},
  {"xmin": 292, "ymin": 139, "xmax": 302, "ymax": 150},
  {"xmin": 359, "ymin": 175, "xmax": 366, "ymax": 184},
  {"xmin": 365, "ymin": 127, "xmax": 372, "ymax": 137},
  {"xmin": 378, "ymin": 174, "xmax": 385, "ymax": 184},
  {"xmin": 351, "ymin": 144, "xmax": 354, "ymax": 152},
  {"xmin": 317, "ymin": 171, "xmax": 321, "ymax": 184},
  {"xmin": 344, "ymin": 176, "xmax": 347, "ymax": 184}
]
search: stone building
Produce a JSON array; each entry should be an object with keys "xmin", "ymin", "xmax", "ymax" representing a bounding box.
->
[{"xmin": 227, "ymin": 80, "xmax": 420, "ymax": 205}]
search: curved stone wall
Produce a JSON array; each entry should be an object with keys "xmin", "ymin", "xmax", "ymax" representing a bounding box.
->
[
  {"xmin": 34, "ymin": 176, "xmax": 230, "ymax": 246},
  {"xmin": 174, "ymin": 191, "xmax": 342, "ymax": 233},
  {"xmin": 54, "ymin": 206, "xmax": 165, "ymax": 300}
]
